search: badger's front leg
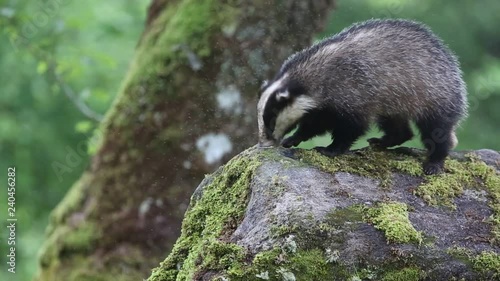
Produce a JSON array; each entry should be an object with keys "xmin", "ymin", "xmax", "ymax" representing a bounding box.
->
[
  {"xmin": 281, "ymin": 130, "xmax": 306, "ymax": 148},
  {"xmin": 281, "ymin": 117, "xmax": 329, "ymax": 148},
  {"xmin": 281, "ymin": 124, "xmax": 314, "ymax": 148},
  {"xmin": 315, "ymin": 116, "xmax": 369, "ymax": 156}
]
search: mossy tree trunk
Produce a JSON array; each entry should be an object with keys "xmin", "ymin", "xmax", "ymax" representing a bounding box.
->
[{"xmin": 35, "ymin": 1, "xmax": 335, "ymax": 280}]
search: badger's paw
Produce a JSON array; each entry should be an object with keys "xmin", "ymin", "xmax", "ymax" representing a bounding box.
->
[
  {"xmin": 367, "ymin": 137, "xmax": 384, "ymax": 147},
  {"xmin": 367, "ymin": 137, "xmax": 390, "ymax": 149},
  {"xmin": 314, "ymin": 146, "xmax": 343, "ymax": 157},
  {"xmin": 423, "ymin": 161, "xmax": 444, "ymax": 175},
  {"xmin": 281, "ymin": 136, "xmax": 302, "ymax": 148}
]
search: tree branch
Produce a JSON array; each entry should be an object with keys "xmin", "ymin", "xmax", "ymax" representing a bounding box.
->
[
  {"xmin": 26, "ymin": 45, "xmax": 104, "ymax": 122},
  {"xmin": 53, "ymin": 72, "xmax": 104, "ymax": 122}
]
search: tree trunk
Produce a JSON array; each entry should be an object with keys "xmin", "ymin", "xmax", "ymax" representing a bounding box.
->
[{"xmin": 34, "ymin": 1, "xmax": 335, "ymax": 280}]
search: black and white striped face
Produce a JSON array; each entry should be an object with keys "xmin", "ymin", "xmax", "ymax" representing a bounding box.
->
[{"xmin": 257, "ymin": 75, "xmax": 315, "ymax": 147}]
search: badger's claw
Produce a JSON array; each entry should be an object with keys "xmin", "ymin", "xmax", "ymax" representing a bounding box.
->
[
  {"xmin": 367, "ymin": 137, "xmax": 383, "ymax": 146},
  {"xmin": 282, "ymin": 136, "xmax": 301, "ymax": 148},
  {"xmin": 314, "ymin": 146, "xmax": 343, "ymax": 157}
]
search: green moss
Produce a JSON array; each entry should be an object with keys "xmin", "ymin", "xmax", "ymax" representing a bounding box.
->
[
  {"xmin": 248, "ymin": 247, "xmax": 282, "ymax": 269},
  {"xmin": 381, "ymin": 266, "xmax": 426, "ymax": 281},
  {"xmin": 39, "ymin": 222, "xmax": 100, "ymax": 267},
  {"xmin": 58, "ymin": 250, "xmax": 149, "ymax": 281},
  {"xmin": 38, "ymin": 172, "xmax": 100, "ymax": 271},
  {"xmin": 472, "ymin": 251, "xmax": 500, "ymax": 278},
  {"xmin": 447, "ymin": 246, "xmax": 473, "ymax": 263},
  {"xmin": 38, "ymin": 227, "xmax": 98, "ymax": 281},
  {"xmin": 270, "ymin": 224, "xmax": 299, "ymax": 238},
  {"xmin": 415, "ymin": 155, "xmax": 490, "ymax": 204},
  {"xmin": 448, "ymin": 247, "xmax": 500, "ymax": 279},
  {"xmin": 91, "ymin": 0, "xmax": 240, "ymax": 154},
  {"xmin": 48, "ymin": 173, "xmax": 91, "ymax": 234},
  {"xmin": 417, "ymin": 155, "xmax": 500, "ymax": 243},
  {"xmin": 199, "ymin": 239, "xmax": 246, "ymax": 271},
  {"xmin": 129, "ymin": 0, "xmax": 238, "ymax": 96},
  {"xmin": 130, "ymin": 0, "xmax": 235, "ymax": 87},
  {"xmin": 147, "ymin": 148, "xmax": 499, "ymax": 280},
  {"xmin": 269, "ymin": 175, "xmax": 288, "ymax": 196},
  {"xmin": 296, "ymin": 148, "xmax": 395, "ymax": 187},
  {"xmin": 288, "ymin": 249, "xmax": 334, "ymax": 279},
  {"xmin": 147, "ymin": 148, "xmax": 261, "ymax": 281},
  {"xmin": 326, "ymin": 205, "xmax": 365, "ymax": 226},
  {"xmin": 62, "ymin": 223, "xmax": 99, "ymax": 253},
  {"xmin": 365, "ymin": 202, "xmax": 423, "ymax": 244},
  {"xmin": 415, "ymin": 159, "xmax": 475, "ymax": 207},
  {"xmin": 158, "ymin": 126, "xmax": 183, "ymax": 142},
  {"xmin": 390, "ymin": 158, "xmax": 423, "ymax": 177},
  {"xmin": 227, "ymin": 247, "xmax": 349, "ymax": 281}
]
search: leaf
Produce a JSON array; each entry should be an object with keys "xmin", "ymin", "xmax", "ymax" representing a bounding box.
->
[
  {"xmin": 75, "ymin": 120, "xmax": 93, "ymax": 133},
  {"xmin": 37, "ymin": 61, "xmax": 48, "ymax": 74}
]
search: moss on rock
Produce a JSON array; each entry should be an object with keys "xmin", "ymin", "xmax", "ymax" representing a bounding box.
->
[
  {"xmin": 147, "ymin": 148, "xmax": 262, "ymax": 281},
  {"xmin": 365, "ymin": 202, "xmax": 423, "ymax": 244},
  {"xmin": 225, "ymin": 247, "xmax": 342, "ymax": 281},
  {"xmin": 366, "ymin": 202, "xmax": 422, "ymax": 244},
  {"xmin": 296, "ymin": 148, "xmax": 500, "ymax": 244},
  {"xmin": 296, "ymin": 148, "xmax": 396, "ymax": 187},
  {"xmin": 149, "ymin": 147, "xmax": 500, "ymax": 280},
  {"xmin": 472, "ymin": 251, "xmax": 500, "ymax": 278},
  {"xmin": 381, "ymin": 266, "xmax": 426, "ymax": 281},
  {"xmin": 448, "ymin": 247, "xmax": 500, "ymax": 279},
  {"xmin": 416, "ymin": 154, "xmax": 500, "ymax": 243}
]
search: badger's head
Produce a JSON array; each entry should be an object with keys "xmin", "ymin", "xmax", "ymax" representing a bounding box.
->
[{"xmin": 257, "ymin": 74, "xmax": 315, "ymax": 147}]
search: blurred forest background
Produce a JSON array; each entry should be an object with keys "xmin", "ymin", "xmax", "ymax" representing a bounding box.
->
[{"xmin": 1, "ymin": 0, "xmax": 499, "ymax": 280}]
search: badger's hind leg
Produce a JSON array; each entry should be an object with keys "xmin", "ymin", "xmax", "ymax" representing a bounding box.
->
[
  {"xmin": 315, "ymin": 115, "xmax": 368, "ymax": 157},
  {"xmin": 416, "ymin": 117, "xmax": 457, "ymax": 175},
  {"xmin": 368, "ymin": 116, "xmax": 414, "ymax": 148}
]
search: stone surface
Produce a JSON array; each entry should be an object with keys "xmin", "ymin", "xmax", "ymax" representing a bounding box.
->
[{"xmin": 149, "ymin": 147, "xmax": 500, "ymax": 281}]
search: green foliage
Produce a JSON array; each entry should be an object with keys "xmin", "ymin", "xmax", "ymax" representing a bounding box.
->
[{"xmin": 0, "ymin": 1, "xmax": 147, "ymax": 280}]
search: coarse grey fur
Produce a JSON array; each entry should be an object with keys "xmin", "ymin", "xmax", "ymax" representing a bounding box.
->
[{"xmin": 257, "ymin": 19, "xmax": 468, "ymax": 174}]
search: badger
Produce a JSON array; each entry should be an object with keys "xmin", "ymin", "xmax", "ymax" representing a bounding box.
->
[{"xmin": 257, "ymin": 19, "xmax": 467, "ymax": 175}]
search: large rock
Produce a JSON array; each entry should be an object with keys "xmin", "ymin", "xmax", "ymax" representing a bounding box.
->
[{"xmin": 148, "ymin": 146, "xmax": 500, "ymax": 281}]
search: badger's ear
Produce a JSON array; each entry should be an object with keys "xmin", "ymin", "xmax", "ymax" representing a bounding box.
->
[
  {"xmin": 287, "ymin": 79, "xmax": 305, "ymax": 96},
  {"xmin": 260, "ymin": 80, "xmax": 269, "ymax": 91},
  {"xmin": 275, "ymin": 90, "xmax": 290, "ymax": 102},
  {"xmin": 258, "ymin": 80, "xmax": 269, "ymax": 98}
]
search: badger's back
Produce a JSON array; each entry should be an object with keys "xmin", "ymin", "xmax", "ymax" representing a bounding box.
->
[{"xmin": 280, "ymin": 19, "xmax": 467, "ymax": 122}]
